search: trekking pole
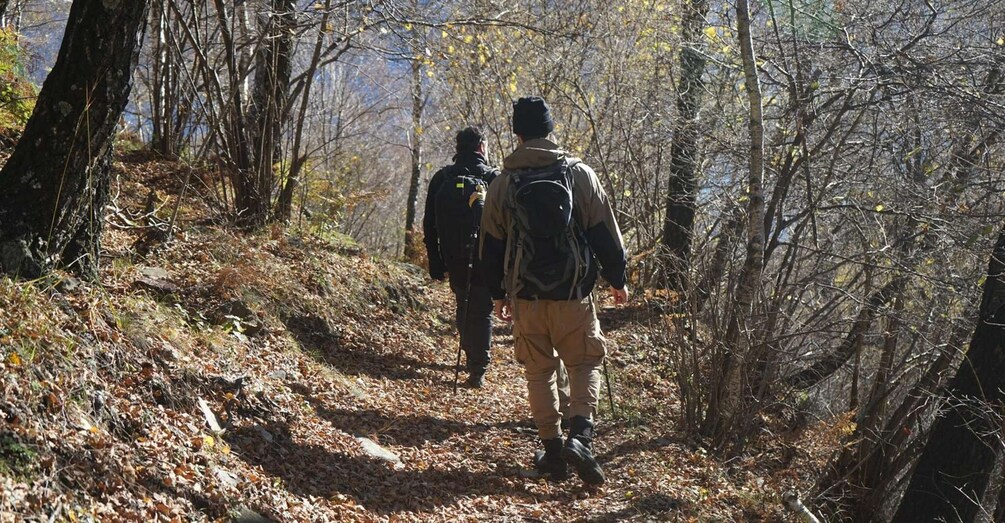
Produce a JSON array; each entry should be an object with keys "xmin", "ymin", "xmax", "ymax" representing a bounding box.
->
[
  {"xmin": 602, "ymin": 357, "xmax": 616, "ymax": 416},
  {"xmin": 453, "ymin": 227, "xmax": 480, "ymax": 394}
]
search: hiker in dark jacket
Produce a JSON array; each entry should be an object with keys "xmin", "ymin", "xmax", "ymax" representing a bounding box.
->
[
  {"xmin": 480, "ymin": 97, "xmax": 628, "ymax": 485},
  {"xmin": 423, "ymin": 127, "xmax": 499, "ymax": 388}
]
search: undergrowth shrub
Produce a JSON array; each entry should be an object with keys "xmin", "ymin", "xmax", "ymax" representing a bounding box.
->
[{"xmin": 0, "ymin": 29, "xmax": 36, "ymax": 141}]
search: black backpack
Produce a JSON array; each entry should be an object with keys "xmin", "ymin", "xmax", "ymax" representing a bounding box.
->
[
  {"xmin": 505, "ymin": 159, "xmax": 592, "ymax": 300},
  {"xmin": 434, "ymin": 167, "xmax": 488, "ymax": 266}
]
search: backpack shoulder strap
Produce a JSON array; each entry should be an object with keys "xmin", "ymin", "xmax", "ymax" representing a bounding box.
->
[{"xmin": 562, "ymin": 159, "xmax": 587, "ymax": 230}]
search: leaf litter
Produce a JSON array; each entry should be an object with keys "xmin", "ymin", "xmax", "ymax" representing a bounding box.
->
[{"xmin": 0, "ymin": 153, "xmax": 847, "ymax": 522}]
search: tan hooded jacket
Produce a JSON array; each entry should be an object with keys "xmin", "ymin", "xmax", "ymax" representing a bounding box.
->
[{"xmin": 480, "ymin": 138, "xmax": 627, "ymax": 301}]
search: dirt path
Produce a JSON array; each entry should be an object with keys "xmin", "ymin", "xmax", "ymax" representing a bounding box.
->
[{"xmin": 223, "ymin": 284, "xmax": 646, "ymax": 522}]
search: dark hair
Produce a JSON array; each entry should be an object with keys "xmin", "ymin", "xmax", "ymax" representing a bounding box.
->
[{"xmin": 455, "ymin": 126, "xmax": 484, "ymax": 154}]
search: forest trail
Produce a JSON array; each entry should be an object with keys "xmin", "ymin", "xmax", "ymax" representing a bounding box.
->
[{"xmin": 0, "ymin": 154, "xmax": 827, "ymax": 522}]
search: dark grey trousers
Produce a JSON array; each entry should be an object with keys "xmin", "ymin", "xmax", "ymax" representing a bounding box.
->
[{"xmin": 447, "ymin": 264, "xmax": 493, "ymax": 375}]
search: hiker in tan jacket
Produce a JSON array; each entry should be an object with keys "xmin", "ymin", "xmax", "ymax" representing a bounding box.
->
[{"xmin": 480, "ymin": 96, "xmax": 628, "ymax": 485}]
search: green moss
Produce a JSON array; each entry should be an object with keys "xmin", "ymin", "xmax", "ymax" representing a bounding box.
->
[{"xmin": 0, "ymin": 434, "xmax": 37, "ymax": 480}]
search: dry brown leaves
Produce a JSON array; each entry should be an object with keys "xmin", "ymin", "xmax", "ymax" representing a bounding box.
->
[{"xmin": 0, "ymin": 154, "xmax": 842, "ymax": 522}]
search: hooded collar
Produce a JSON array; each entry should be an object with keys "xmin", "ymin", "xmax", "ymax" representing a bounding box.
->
[{"xmin": 503, "ymin": 138, "xmax": 567, "ymax": 170}]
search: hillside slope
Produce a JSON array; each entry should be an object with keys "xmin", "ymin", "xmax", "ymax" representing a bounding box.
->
[{"xmin": 0, "ymin": 153, "xmax": 835, "ymax": 522}]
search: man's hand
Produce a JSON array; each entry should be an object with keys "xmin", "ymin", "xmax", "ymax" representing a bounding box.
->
[
  {"xmin": 469, "ymin": 184, "xmax": 487, "ymax": 208},
  {"xmin": 494, "ymin": 299, "xmax": 513, "ymax": 322},
  {"xmin": 611, "ymin": 285, "xmax": 629, "ymax": 305}
]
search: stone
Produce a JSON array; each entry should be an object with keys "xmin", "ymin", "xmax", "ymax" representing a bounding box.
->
[
  {"xmin": 134, "ymin": 267, "xmax": 179, "ymax": 294},
  {"xmin": 356, "ymin": 436, "xmax": 402, "ymax": 468},
  {"xmin": 139, "ymin": 266, "xmax": 171, "ymax": 279},
  {"xmin": 213, "ymin": 468, "xmax": 240, "ymax": 489}
]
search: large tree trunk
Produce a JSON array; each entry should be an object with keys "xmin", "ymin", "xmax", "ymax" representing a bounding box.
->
[
  {"xmin": 660, "ymin": 0, "xmax": 709, "ymax": 290},
  {"xmin": 227, "ymin": 0, "xmax": 295, "ymax": 227},
  {"xmin": 0, "ymin": 0, "xmax": 149, "ymax": 278},
  {"xmin": 892, "ymin": 224, "xmax": 1005, "ymax": 523}
]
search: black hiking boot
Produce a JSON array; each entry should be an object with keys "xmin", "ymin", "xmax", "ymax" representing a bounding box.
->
[
  {"xmin": 533, "ymin": 437, "xmax": 568, "ymax": 481},
  {"xmin": 467, "ymin": 372, "xmax": 484, "ymax": 388},
  {"xmin": 562, "ymin": 416, "xmax": 605, "ymax": 486}
]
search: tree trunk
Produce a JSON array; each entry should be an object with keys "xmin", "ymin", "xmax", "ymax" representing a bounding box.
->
[
  {"xmin": 660, "ymin": 0, "xmax": 709, "ymax": 290},
  {"xmin": 245, "ymin": 0, "xmax": 294, "ymax": 226},
  {"xmin": 212, "ymin": 0, "xmax": 255, "ymax": 222},
  {"xmin": 403, "ymin": 58, "xmax": 423, "ymax": 260},
  {"xmin": 892, "ymin": 224, "xmax": 1005, "ymax": 523},
  {"xmin": 276, "ymin": 0, "xmax": 332, "ymax": 223},
  {"xmin": 149, "ymin": 0, "xmax": 174, "ymax": 157},
  {"xmin": 0, "ymin": 0, "xmax": 149, "ymax": 278},
  {"xmin": 701, "ymin": 0, "xmax": 766, "ymax": 447}
]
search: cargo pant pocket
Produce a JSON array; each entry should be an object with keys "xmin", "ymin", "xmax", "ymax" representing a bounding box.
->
[
  {"xmin": 583, "ymin": 332, "xmax": 607, "ymax": 364},
  {"xmin": 514, "ymin": 335, "xmax": 532, "ymax": 365}
]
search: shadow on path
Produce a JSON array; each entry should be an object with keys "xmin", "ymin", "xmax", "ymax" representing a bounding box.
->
[
  {"xmin": 586, "ymin": 493, "xmax": 682, "ymax": 522},
  {"xmin": 287, "ymin": 382, "xmax": 528, "ymax": 447},
  {"xmin": 285, "ymin": 313, "xmax": 454, "ymax": 382},
  {"xmin": 228, "ymin": 422, "xmax": 531, "ymax": 515},
  {"xmin": 598, "ymin": 436, "xmax": 674, "ymax": 461}
]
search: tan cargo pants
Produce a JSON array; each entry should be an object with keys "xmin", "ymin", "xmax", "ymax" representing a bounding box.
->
[{"xmin": 513, "ymin": 297, "xmax": 606, "ymax": 440}]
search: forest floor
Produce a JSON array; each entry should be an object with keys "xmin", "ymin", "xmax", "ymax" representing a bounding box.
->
[{"xmin": 0, "ymin": 150, "xmax": 846, "ymax": 522}]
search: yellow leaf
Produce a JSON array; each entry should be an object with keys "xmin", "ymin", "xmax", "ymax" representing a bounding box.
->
[
  {"xmin": 7, "ymin": 352, "xmax": 21, "ymax": 366},
  {"xmin": 998, "ymin": 37, "xmax": 1004, "ymax": 45},
  {"xmin": 704, "ymin": 26, "xmax": 717, "ymax": 40},
  {"xmin": 203, "ymin": 435, "xmax": 215, "ymax": 448},
  {"xmin": 463, "ymin": 35, "xmax": 474, "ymax": 44},
  {"xmin": 875, "ymin": 204, "xmax": 885, "ymax": 212},
  {"xmin": 441, "ymin": 30, "xmax": 447, "ymax": 38},
  {"xmin": 404, "ymin": 23, "xmax": 412, "ymax": 30}
]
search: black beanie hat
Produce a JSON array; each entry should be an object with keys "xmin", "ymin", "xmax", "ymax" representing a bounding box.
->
[{"xmin": 512, "ymin": 96, "xmax": 554, "ymax": 139}]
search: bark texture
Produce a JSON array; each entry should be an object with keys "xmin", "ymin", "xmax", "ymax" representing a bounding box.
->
[
  {"xmin": 660, "ymin": 0, "xmax": 709, "ymax": 290},
  {"xmin": 0, "ymin": 0, "xmax": 149, "ymax": 278}
]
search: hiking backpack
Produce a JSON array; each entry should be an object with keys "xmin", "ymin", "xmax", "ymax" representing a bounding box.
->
[
  {"xmin": 505, "ymin": 159, "xmax": 592, "ymax": 300},
  {"xmin": 434, "ymin": 167, "xmax": 488, "ymax": 267}
]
